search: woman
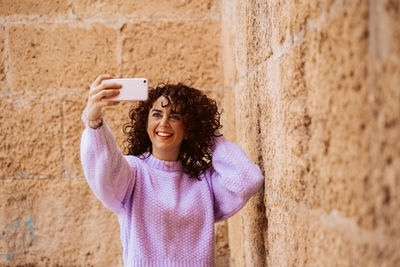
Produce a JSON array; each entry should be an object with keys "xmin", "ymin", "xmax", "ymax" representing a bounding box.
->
[{"xmin": 80, "ymin": 74, "xmax": 264, "ymax": 267}]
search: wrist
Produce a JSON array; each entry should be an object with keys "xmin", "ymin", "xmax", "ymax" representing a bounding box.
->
[{"xmin": 82, "ymin": 109, "xmax": 103, "ymax": 129}]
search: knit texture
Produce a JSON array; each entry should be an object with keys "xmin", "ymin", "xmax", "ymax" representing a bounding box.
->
[{"xmin": 80, "ymin": 121, "xmax": 264, "ymax": 267}]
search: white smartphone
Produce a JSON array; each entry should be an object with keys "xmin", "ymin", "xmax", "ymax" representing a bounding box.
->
[{"xmin": 101, "ymin": 78, "xmax": 148, "ymax": 101}]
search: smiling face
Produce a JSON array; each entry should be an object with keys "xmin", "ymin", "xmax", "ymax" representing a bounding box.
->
[{"xmin": 146, "ymin": 96, "xmax": 185, "ymax": 161}]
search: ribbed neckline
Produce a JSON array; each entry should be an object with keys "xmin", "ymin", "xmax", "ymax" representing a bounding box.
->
[{"xmin": 143, "ymin": 152, "xmax": 183, "ymax": 172}]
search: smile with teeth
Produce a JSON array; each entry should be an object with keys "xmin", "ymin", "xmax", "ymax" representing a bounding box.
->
[{"xmin": 156, "ymin": 131, "xmax": 173, "ymax": 139}]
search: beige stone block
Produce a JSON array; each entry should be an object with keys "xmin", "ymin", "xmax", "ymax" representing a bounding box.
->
[
  {"xmin": 0, "ymin": 0, "xmax": 70, "ymax": 16},
  {"xmin": 0, "ymin": 25, "xmax": 5, "ymax": 94},
  {"xmin": 232, "ymin": 87, "xmax": 249, "ymax": 147},
  {"xmin": 0, "ymin": 95, "xmax": 63, "ymax": 179},
  {"xmin": 248, "ymin": 61, "xmax": 275, "ymax": 195},
  {"xmin": 246, "ymin": 0, "xmax": 271, "ymax": 67},
  {"xmin": 121, "ymin": 20, "xmax": 222, "ymax": 91},
  {"xmin": 221, "ymin": 29, "xmax": 237, "ymax": 87},
  {"xmin": 230, "ymin": 0, "xmax": 249, "ymax": 80},
  {"xmin": 241, "ymin": 191, "xmax": 266, "ymax": 267},
  {"xmin": 221, "ymin": 87, "xmax": 236, "ymax": 142},
  {"xmin": 267, "ymin": 0, "xmax": 335, "ymax": 49},
  {"xmin": 302, "ymin": 0, "xmax": 373, "ymax": 224},
  {"xmin": 8, "ymin": 23, "xmax": 118, "ymax": 94},
  {"xmin": 227, "ymin": 212, "xmax": 245, "ymax": 267},
  {"xmin": 232, "ymin": 79, "xmax": 263, "ymax": 162},
  {"xmin": 266, "ymin": 199, "xmax": 397, "ymax": 266},
  {"xmin": 270, "ymin": 1, "xmax": 377, "ymax": 230},
  {"xmin": 214, "ymin": 220, "xmax": 230, "ymax": 267},
  {"xmin": 228, "ymin": 71, "xmax": 268, "ymax": 267},
  {"xmin": 268, "ymin": 47, "xmax": 309, "ymax": 204},
  {"xmin": 0, "ymin": 179, "xmax": 122, "ymax": 266},
  {"xmin": 352, "ymin": 238, "xmax": 400, "ymax": 267},
  {"xmin": 368, "ymin": 0, "xmax": 400, "ymax": 238},
  {"xmin": 73, "ymin": 0, "xmax": 218, "ymax": 19},
  {"xmin": 222, "ymin": 0, "xmax": 249, "ymax": 84},
  {"xmin": 62, "ymin": 92, "xmax": 87, "ymax": 179},
  {"xmin": 221, "ymin": 0, "xmax": 239, "ymax": 86}
]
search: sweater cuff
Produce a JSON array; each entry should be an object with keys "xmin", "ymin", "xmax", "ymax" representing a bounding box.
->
[
  {"xmin": 84, "ymin": 121, "xmax": 104, "ymax": 131},
  {"xmin": 82, "ymin": 119, "xmax": 120, "ymax": 157}
]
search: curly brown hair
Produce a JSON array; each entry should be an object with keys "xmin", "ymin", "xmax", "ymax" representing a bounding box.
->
[{"xmin": 123, "ymin": 83, "xmax": 222, "ymax": 180}]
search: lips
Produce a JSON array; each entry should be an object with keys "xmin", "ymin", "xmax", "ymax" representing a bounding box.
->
[{"xmin": 156, "ymin": 131, "xmax": 173, "ymax": 140}]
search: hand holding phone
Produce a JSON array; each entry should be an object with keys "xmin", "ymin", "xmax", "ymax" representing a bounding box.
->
[{"xmin": 101, "ymin": 78, "xmax": 148, "ymax": 101}]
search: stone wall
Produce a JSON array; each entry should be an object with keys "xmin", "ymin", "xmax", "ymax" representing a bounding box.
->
[
  {"xmin": 0, "ymin": 1, "xmax": 228, "ymax": 266},
  {"xmin": 2, "ymin": 0, "xmax": 400, "ymax": 266},
  {"xmin": 221, "ymin": 0, "xmax": 400, "ymax": 266}
]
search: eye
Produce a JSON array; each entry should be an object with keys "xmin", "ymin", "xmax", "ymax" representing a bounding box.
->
[
  {"xmin": 170, "ymin": 114, "xmax": 181, "ymax": 121},
  {"xmin": 152, "ymin": 112, "xmax": 161, "ymax": 117}
]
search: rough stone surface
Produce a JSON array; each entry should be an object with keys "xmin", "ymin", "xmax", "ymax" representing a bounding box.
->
[
  {"xmin": 3, "ymin": 0, "xmax": 399, "ymax": 265},
  {"xmin": 222, "ymin": 0, "xmax": 400, "ymax": 266},
  {"xmin": 246, "ymin": 0, "xmax": 271, "ymax": 67},
  {"xmin": 1, "ymin": 0, "xmax": 228, "ymax": 265},
  {"xmin": 227, "ymin": 213, "xmax": 245, "ymax": 267},
  {"xmin": 0, "ymin": 179, "xmax": 122, "ymax": 266},
  {"xmin": 0, "ymin": 26, "xmax": 5, "ymax": 94},
  {"xmin": 299, "ymin": 1, "xmax": 375, "ymax": 228},
  {"xmin": 8, "ymin": 23, "xmax": 119, "ymax": 94},
  {"xmin": 368, "ymin": 0, "xmax": 400, "ymax": 239},
  {"xmin": 265, "ymin": 0, "xmax": 335, "ymax": 50},
  {"xmin": 62, "ymin": 92, "xmax": 87, "ymax": 179},
  {"xmin": 0, "ymin": 0, "xmax": 70, "ymax": 16},
  {"xmin": 266, "ymin": 197, "xmax": 400, "ymax": 267},
  {"xmin": 0, "ymin": 95, "xmax": 63, "ymax": 179},
  {"xmin": 220, "ymin": 88, "xmax": 236, "ymax": 142},
  {"xmin": 73, "ymin": 0, "xmax": 219, "ymax": 19},
  {"xmin": 121, "ymin": 20, "xmax": 222, "ymax": 91},
  {"xmin": 214, "ymin": 221, "xmax": 230, "ymax": 267}
]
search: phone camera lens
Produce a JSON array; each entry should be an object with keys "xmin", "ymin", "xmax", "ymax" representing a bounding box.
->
[{"xmin": 143, "ymin": 80, "xmax": 146, "ymax": 83}]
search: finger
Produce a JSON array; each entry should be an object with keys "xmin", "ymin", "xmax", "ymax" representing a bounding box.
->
[
  {"xmin": 90, "ymin": 83, "xmax": 122, "ymax": 97},
  {"xmin": 94, "ymin": 74, "xmax": 114, "ymax": 87},
  {"xmin": 100, "ymin": 100, "xmax": 121, "ymax": 108},
  {"xmin": 91, "ymin": 74, "xmax": 114, "ymax": 88},
  {"xmin": 93, "ymin": 89, "xmax": 120, "ymax": 102},
  {"xmin": 106, "ymin": 101, "xmax": 121, "ymax": 106}
]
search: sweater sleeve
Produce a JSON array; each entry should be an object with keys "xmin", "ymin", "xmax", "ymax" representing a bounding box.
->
[
  {"xmin": 207, "ymin": 136, "xmax": 264, "ymax": 222},
  {"xmin": 80, "ymin": 121, "xmax": 136, "ymax": 215}
]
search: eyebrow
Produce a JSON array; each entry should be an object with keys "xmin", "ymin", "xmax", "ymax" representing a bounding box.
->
[{"xmin": 151, "ymin": 108, "xmax": 181, "ymax": 115}]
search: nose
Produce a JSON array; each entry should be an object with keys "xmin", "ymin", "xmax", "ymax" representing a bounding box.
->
[{"xmin": 159, "ymin": 115, "xmax": 170, "ymax": 127}]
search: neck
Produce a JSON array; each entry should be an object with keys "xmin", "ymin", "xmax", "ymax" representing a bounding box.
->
[{"xmin": 151, "ymin": 149, "xmax": 180, "ymax": 162}]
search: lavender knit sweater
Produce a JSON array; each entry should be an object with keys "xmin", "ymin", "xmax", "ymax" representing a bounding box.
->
[{"xmin": 80, "ymin": 121, "xmax": 264, "ymax": 267}]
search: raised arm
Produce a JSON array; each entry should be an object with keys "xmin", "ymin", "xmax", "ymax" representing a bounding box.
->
[
  {"xmin": 207, "ymin": 136, "xmax": 264, "ymax": 222},
  {"xmin": 80, "ymin": 74, "xmax": 135, "ymax": 215}
]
